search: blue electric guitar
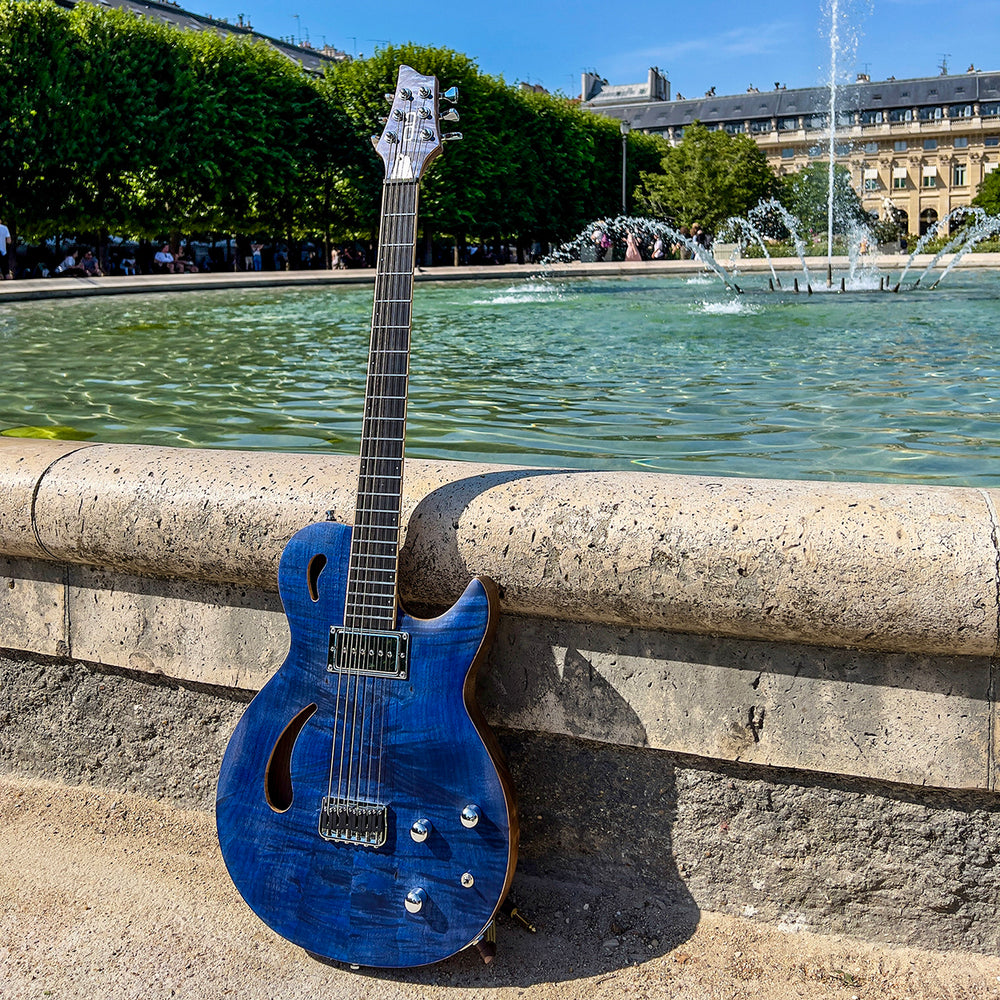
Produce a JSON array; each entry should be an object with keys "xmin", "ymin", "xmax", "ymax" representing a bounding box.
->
[{"xmin": 216, "ymin": 66, "xmax": 518, "ymax": 969}]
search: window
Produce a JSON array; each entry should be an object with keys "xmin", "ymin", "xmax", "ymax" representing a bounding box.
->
[
  {"xmin": 922, "ymin": 170, "xmax": 937, "ymax": 188},
  {"xmin": 893, "ymin": 169, "xmax": 907, "ymax": 189},
  {"xmin": 809, "ymin": 144, "xmax": 823, "ymax": 157},
  {"xmin": 954, "ymin": 136, "xmax": 969, "ymax": 148},
  {"xmin": 894, "ymin": 139, "xmax": 908, "ymax": 151},
  {"xmin": 835, "ymin": 143, "xmax": 851, "ymax": 156},
  {"xmin": 919, "ymin": 106, "xmax": 943, "ymax": 121},
  {"xmin": 749, "ymin": 119, "xmax": 771, "ymax": 133},
  {"xmin": 808, "ymin": 114, "xmax": 827, "ymax": 130},
  {"xmin": 724, "ymin": 122, "xmax": 744, "ymax": 134},
  {"xmin": 860, "ymin": 110, "xmax": 884, "ymax": 125},
  {"xmin": 950, "ymin": 105, "xmax": 974, "ymax": 119},
  {"xmin": 986, "ymin": 136, "xmax": 1000, "ymax": 147},
  {"xmin": 888, "ymin": 108, "xmax": 913, "ymax": 123},
  {"xmin": 781, "ymin": 147, "xmax": 796, "ymax": 158},
  {"xmin": 953, "ymin": 163, "xmax": 967, "ymax": 186},
  {"xmin": 864, "ymin": 141, "xmax": 879, "ymax": 153},
  {"xmin": 778, "ymin": 117, "xmax": 799, "ymax": 131},
  {"xmin": 863, "ymin": 169, "xmax": 879, "ymax": 191},
  {"xmin": 923, "ymin": 138, "xmax": 938, "ymax": 150},
  {"xmin": 982, "ymin": 103, "xmax": 1000, "ymax": 117}
]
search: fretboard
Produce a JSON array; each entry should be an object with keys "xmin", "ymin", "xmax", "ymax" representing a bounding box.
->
[{"xmin": 344, "ymin": 178, "xmax": 419, "ymax": 631}]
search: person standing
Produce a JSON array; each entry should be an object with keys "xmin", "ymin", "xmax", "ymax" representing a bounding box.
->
[{"xmin": 0, "ymin": 217, "xmax": 11, "ymax": 279}]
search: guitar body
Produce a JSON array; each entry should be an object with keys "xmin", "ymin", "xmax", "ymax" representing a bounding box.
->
[{"xmin": 217, "ymin": 520, "xmax": 516, "ymax": 968}]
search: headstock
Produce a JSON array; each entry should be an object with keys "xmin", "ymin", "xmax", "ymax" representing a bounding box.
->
[{"xmin": 371, "ymin": 65, "xmax": 461, "ymax": 181}]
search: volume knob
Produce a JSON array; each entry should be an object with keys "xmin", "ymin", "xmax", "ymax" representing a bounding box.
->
[
  {"xmin": 410, "ymin": 818, "xmax": 431, "ymax": 843},
  {"xmin": 460, "ymin": 804, "xmax": 481, "ymax": 829},
  {"xmin": 404, "ymin": 887, "xmax": 427, "ymax": 914}
]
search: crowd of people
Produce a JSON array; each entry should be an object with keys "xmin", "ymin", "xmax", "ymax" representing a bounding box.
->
[
  {"xmin": 0, "ymin": 232, "xmax": 376, "ymax": 281},
  {"xmin": 0, "ymin": 218, "xmax": 717, "ymax": 281}
]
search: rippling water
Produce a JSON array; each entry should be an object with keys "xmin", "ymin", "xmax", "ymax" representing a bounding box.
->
[{"xmin": 2, "ymin": 271, "xmax": 999, "ymax": 486}]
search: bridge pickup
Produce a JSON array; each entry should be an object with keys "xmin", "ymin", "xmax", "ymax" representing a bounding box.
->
[
  {"xmin": 327, "ymin": 627, "xmax": 410, "ymax": 680},
  {"xmin": 319, "ymin": 797, "xmax": 388, "ymax": 848}
]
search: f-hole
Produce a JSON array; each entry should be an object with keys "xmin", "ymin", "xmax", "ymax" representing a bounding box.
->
[
  {"xmin": 265, "ymin": 704, "xmax": 317, "ymax": 813},
  {"xmin": 307, "ymin": 553, "xmax": 327, "ymax": 603}
]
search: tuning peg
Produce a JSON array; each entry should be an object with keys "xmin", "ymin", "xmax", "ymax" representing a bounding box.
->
[
  {"xmin": 442, "ymin": 132, "xmax": 463, "ymax": 142},
  {"xmin": 441, "ymin": 86, "xmax": 459, "ymax": 104},
  {"xmin": 370, "ymin": 135, "xmax": 379, "ymax": 148},
  {"xmin": 384, "ymin": 93, "xmax": 394, "ymax": 103},
  {"xmin": 377, "ymin": 116, "xmax": 388, "ymax": 125},
  {"xmin": 441, "ymin": 108, "xmax": 460, "ymax": 123}
]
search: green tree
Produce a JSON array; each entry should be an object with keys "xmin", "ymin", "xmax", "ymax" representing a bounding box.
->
[
  {"xmin": 778, "ymin": 162, "xmax": 868, "ymax": 234},
  {"xmin": 0, "ymin": 0, "xmax": 89, "ymax": 240},
  {"xmin": 635, "ymin": 122, "xmax": 777, "ymax": 231},
  {"xmin": 972, "ymin": 169, "xmax": 1000, "ymax": 215}
]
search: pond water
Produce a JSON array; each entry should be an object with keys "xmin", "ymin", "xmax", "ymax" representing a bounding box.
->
[{"xmin": 1, "ymin": 271, "xmax": 999, "ymax": 487}]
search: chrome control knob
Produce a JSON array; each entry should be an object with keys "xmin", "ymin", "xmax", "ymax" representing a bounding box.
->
[
  {"xmin": 410, "ymin": 818, "xmax": 431, "ymax": 843},
  {"xmin": 461, "ymin": 872, "xmax": 475, "ymax": 888},
  {"xmin": 404, "ymin": 887, "xmax": 427, "ymax": 914},
  {"xmin": 460, "ymin": 804, "xmax": 481, "ymax": 829}
]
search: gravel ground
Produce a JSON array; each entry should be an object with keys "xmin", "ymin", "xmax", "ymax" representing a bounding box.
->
[{"xmin": 2, "ymin": 775, "xmax": 999, "ymax": 1000}]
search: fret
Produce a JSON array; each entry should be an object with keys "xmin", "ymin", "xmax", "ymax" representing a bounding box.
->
[
  {"xmin": 344, "ymin": 604, "xmax": 396, "ymax": 615},
  {"xmin": 347, "ymin": 552, "xmax": 397, "ymax": 562}
]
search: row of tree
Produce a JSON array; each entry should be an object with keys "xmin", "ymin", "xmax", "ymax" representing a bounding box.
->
[{"xmin": 0, "ymin": 0, "xmax": 669, "ymax": 257}]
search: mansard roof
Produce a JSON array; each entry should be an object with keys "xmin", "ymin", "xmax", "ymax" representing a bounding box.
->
[{"xmin": 594, "ymin": 72, "xmax": 1000, "ymax": 130}]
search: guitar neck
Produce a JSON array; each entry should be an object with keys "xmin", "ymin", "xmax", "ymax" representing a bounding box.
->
[{"xmin": 344, "ymin": 178, "xmax": 420, "ymax": 631}]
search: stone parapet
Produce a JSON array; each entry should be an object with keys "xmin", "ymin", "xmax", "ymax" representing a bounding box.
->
[{"xmin": 1, "ymin": 438, "xmax": 999, "ymax": 790}]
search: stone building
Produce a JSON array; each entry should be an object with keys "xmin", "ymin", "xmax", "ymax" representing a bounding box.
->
[
  {"xmin": 583, "ymin": 67, "xmax": 1000, "ymax": 236},
  {"xmin": 59, "ymin": 0, "xmax": 347, "ymax": 75}
]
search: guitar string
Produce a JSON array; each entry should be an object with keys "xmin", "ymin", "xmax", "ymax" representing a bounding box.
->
[
  {"xmin": 328, "ymin": 87, "xmax": 427, "ymax": 830},
  {"xmin": 348, "ymin": 156, "xmax": 408, "ymax": 811},
  {"xmin": 367, "ymin": 130, "xmax": 415, "ymax": 809},
  {"xmin": 330, "ymin": 174, "xmax": 395, "ymax": 812}
]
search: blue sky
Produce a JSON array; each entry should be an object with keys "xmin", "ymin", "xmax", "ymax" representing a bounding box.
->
[{"xmin": 227, "ymin": 0, "xmax": 1000, "ymax": 98}]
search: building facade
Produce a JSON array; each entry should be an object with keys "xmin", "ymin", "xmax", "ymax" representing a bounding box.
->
[
  {"xmin": 61, "ymin": 0, "xmax": 347, "ymax": 75},
  {"xmin": 583, "ymin": 69, "xmax": 1000, "ymax": 236}
]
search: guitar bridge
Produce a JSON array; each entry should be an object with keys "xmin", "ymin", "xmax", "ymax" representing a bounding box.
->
[
  {"xmin": 327, "ymin": 627, "xmax": 410, "ymax": 680},
  {"xmin": 319, "ymin": 797, "xmax": 388, "ymax": 848}
]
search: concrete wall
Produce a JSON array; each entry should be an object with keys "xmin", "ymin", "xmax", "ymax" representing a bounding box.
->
[{"xmin": 2, "ymin": 437, "xmax": 999, "ymax": 792}]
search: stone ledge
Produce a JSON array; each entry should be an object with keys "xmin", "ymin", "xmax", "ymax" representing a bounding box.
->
[
  {"xmin": 1, "ymin": 554, "xmax": 996, "ymax": 790},
  {"xmin": 2, "ymin": 439, "xmax": 998, "ymax": 656},
  {"xmin": 3, "ymin": 439, "xmax": 1000, "ymax": 791}
]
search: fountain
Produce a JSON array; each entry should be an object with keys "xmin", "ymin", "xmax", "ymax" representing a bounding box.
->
[
  {"xmin": 538, "ymin": 1, "xmax": 1000, "ymax": 295},
  {"xmin": 546, "ymin": 215, "xmax": 744, "ymax": 293}
]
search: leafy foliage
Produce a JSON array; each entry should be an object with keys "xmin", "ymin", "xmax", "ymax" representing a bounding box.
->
[
  {"xmin": 778, "ymin": 162, "xmax": 868, "ymax": 235},
  {"xmin": 635, "ymin": 122, "xmax": 778, "ymax": 231},
  {"xmin": 0, "ymin": 2, "xmax": 672, "ymax": 251},
  {"xmin": 972, "ymin": 169, "xmax": 1000, "ymax": 215}
]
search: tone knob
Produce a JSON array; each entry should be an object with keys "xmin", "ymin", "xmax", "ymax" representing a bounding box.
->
[
  {"xmin": 404, "ymin": 887, "xmax": 427, "ymax": 914},
  {"xmin": 410, "ymin": 818, "xmax": 431, "ymax": 843},
  {"xmin": 461, "ymin": 872, "xmax": 475, "ymax": 888},
  {"xmin": 460, "ymin": 804, "xmax": 481, "ymax": 829}
]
